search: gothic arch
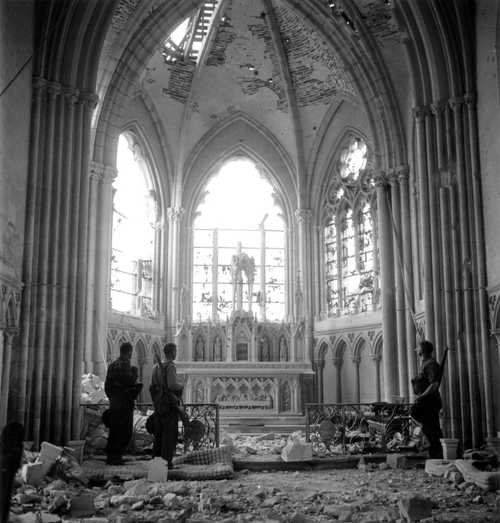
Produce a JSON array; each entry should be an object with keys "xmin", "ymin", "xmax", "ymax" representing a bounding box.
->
[
  {"xmin": 119, "ymin": 121, "xmax": 170, "ymax": 213},
  {"xmin": 313, "ymin": 127, "xmax": 374, "ymax": 225},
  {"xmin": 183, "ymin": 112, "xmax": 296, "ymax": 222}
]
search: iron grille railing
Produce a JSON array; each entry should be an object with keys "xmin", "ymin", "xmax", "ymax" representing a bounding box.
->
[
  {"xmin": 80, "ymin": 402, "xmax": 219, "ymax": 454},
  {"xmin": 305, "ymin": 402, "xmax": 420, "ymax": 456}
]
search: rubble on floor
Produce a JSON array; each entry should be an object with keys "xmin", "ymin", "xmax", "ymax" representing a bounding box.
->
[
  {"xmin": 81, "ymin": 375, "xmax": 107, "ymax": 405},
  {"xmin": 8, "ymin": 463, "xmax": 500, "ymax": 522}
]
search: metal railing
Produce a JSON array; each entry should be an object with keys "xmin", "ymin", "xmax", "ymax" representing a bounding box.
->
[
  {"xmin": 80, "ymin": 402, "xmax": 220, "ymax": 454},
  {"xmin": 305, "ymin": 402, "xmax": 420, "ymax": 456}
]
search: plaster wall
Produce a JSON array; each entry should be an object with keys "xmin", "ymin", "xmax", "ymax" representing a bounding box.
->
[
  {"xmin": 476, "ymin": 0, "xmax": 500, "ymax": 291},
  {"xmin": 0, "ymin": 1, "xmax": 33, "ymax": 286}
]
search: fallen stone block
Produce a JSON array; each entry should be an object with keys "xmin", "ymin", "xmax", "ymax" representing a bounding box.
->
[
  {"xmin": 39, "ymin": 442, "xmax": 64, "ymax": 465},
  {"xmin": 69, "ymin": 492, "xmax": 96, "ymax": 518},
  {"xmin": 163, "ymin": 492, "xmax": 179, "ymax": 508},
  {"xmin": 147, "ymin": 457, "xmax": 168, "ymax": 482},
  {"xmin": 15, "ymin": 512, "xmax": 39, "ymax": 523},
  {"xmin": 425, "ymin": 459, "xmax": 457, "ymax": 477},
  {"xmin": 21, "ymin": 462, "xmax": 48, "ymax": 486},
  {"xmin": 281, "ymin": 439, "xmax": 312, "ymax": 462},
  {"xmin": 455, "ymin": 459, "xmax": 500, "ymax": 491},
  {"xmin": 398, "ymin": 496, "xmax": 433, "ymax": 522},
  {"xmin": 40, "ymin": 513, "xmax": 62, "ymax": 523},
  {"xmin": 387, "ymin": 454, "xmax": 413, "ymax": 469}
]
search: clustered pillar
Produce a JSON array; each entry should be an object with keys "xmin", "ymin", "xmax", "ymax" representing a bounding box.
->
[
  {"xmin": 409, "ymin": 97, "xmax": 492, "ymax": 448},
  {"xmin": 16, "ymin": 78, "xmax": 98, "ymax": 445}
]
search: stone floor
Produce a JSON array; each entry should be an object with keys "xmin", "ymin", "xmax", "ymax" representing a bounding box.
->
[{"xmin": 9, "ymin": 466, "xmax": 500, "ymax": 522}]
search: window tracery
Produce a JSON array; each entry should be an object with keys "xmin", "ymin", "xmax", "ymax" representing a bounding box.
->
[
  {"xmin": 111, "ymin": 133, "xmax": 158, "ymax": 317},
  {"xmin": 192, "ymin": 158, "xmax": 286, "ymax": 322},
  {"xmin": 323, "ymin": 137, "xmax": 379, "ymax": 316}
]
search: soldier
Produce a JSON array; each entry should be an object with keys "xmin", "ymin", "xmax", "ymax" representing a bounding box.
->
[
  {"xmin": 104, "ymin": 342, "xmax": 143, "ymax": 465},
  {"xmin": 410, "ymin": 340, "xmax": 443, "ymax": 459},
  {"xmin": 150, "ymin": 343, "xmax": 186, "ymax": 469}
]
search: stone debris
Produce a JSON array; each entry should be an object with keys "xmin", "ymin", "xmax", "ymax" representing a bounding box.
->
[
  {"xmin": 455, "ymin": 459, "xmax": 500, "ymax": 491},
  {"xmin": 280, "ymin": 432, "xmax": 313, "ymax": 462},
  {"xmin": 398, "ymin": 495, "xmax": 434, "ymax": 522},
  {"xmin": 8, "ymin": 441, "xmax": 500, "ymax": 522},
  {"xmin": 81, "ymin": 374, "xmax": 108, "ymax": 405}
]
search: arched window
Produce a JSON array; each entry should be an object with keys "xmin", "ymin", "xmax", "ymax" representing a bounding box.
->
[
  {"xmin": 192, "ymin": 158, "xmax": 285, "ymax": 322},
  {"xmin": 111, "ymin": 133, "xmax": 158, "ymax": 317},
  {"xmin": 323, "ymin": 137, "xmax": 378, "ymax": 316}
]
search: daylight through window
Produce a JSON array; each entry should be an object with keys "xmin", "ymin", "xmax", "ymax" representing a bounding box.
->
[{"xmin": 192, "ymin": 158, "xmax": 285, "ymax": 322}]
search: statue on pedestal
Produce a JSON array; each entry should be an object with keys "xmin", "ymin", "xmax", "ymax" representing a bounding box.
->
[
  {"xmin": 259, "ymin": 336, "xmax": 270, "ymax": 362},
  {"xmin": 279, "ymin": 336, "xmax": 288, "ymax": 362}
]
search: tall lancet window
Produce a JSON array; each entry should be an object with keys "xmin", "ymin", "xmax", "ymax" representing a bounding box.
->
[
  {"xmin": 323, "ymin": 137, "xmax": 379, "ymax": 316},
  {"xmin": 192, "ymin": 158, "xmax": 285, "ymax": 322},
  {"xmin": 111, "ymin": 133, "xmax": 158, "ymax": 317}
]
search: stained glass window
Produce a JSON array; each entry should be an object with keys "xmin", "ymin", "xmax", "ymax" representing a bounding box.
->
[
  {"xmin": 192, "ymin": 158, "xmax": 285, "ymax": 322},
  {"xmin": 324, "ymin": 137, "xmax": 378, "ymax": 316},
  {"xmin": 111, "ymin": 134, "xmax": 157, "ymax": 317}
]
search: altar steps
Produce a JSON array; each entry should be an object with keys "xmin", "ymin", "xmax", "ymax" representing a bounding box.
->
[{"xmin": 220, "ymin": 415, "xmax": 306, "ymax": 434}]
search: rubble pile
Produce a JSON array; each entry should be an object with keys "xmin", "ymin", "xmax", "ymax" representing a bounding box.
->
[
  {"xmin": 9, "ymin": 461, "xmax": 500, "ymax": 522},
  {"xmin": 223, "ymin": 432, "xmax": 289, "ymax": 458},
  {"xmin": 80, "ymin": 375, "xmax": 108, "ymax": 405}
]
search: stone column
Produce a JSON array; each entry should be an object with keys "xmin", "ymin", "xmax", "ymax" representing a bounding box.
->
[
  {"xmin": 449, "ymin": 96, "xmax": 480, "ymax": 447},
  {"xmin": 0, "ymin": 328, "xmax": 4, "ymax": 422},
  {"xmin": 353, "ymin": 356, "xmax": 361, "ymax": 403},
  {"xmin": 371, "ymin": 353, "xmax": 382, "ymax": 403},
  {"xmin": 389, "ymin": 172, "xmax": 407, "ymax": 400},
  {"xmin": 397, "ymin": 166, "xmax": 417, "ymax": 391},
  {"xmin": 374, "ymin": 172, "xmax": 397, "ymax": 401},
  {"xmin": 89, "ymin": 162, "xmax": 117, "ymax": 378},
  {"xmin": 412, "ymin": 106, "xmax": 434, "ymax": 341},
  {"xmin": 0, "ymin": 329, "xmax": 17, "ymax": 426},
  {"xmin": 333, "ymin": 357, "xmax": 342, "ymax": 403},
  {"xmin": 465, "ymin": 93, "xmax": 494, "ymax": 437},
  {"xmin": 295, "ymin": 209, "xmax": 313, "ymax": 363},
  {"xmin": 425, "ymin": 108, "xmax": 443, "ymax": 357},
  {"xmin": 167, "ymin": 207, "xmax": 185, "ymax": 331}
]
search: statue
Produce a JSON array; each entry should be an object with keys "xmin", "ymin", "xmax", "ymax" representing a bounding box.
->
[
  {"xmin": 279, "ymin": 336, "xmax": 288, "ymax": 362},
  {"xmin": 260, "ymin": 336, "xmax": 270, "ymax": 362},
  {"xmin": 194, "ymin": 336, "xmax": 205, "ymax": 361},
  {"xmin": 230, "ymin": 250, "xmax": 256, "ymax": 311},
  {"xmin": 214, "ymin": 336, "xmax": 223, "ymax": 361}
]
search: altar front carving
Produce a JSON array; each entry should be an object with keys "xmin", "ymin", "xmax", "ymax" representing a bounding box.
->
[{"xmin": 176, "ymin": 311, "xmax": 312, "ymax": 414}]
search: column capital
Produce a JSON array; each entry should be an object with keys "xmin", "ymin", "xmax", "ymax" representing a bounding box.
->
[
  {"xmin": 46, "ymin": 81, "xmax": 62, "ymax": 98},
  {"xmin": 448, "ymin": 96, "xmax": 464, "ymax": 112},
  {"xmin": 372, "ymin": 170, "xmax": 388, "ymax": 187},
  {"xmin": 32, "ymin": 77, "xmax": 48, "ymax": 97},
  {"xmin": 62, "ymin": 86, "xmax": 80, "ymax": 104},
  {"xmin": 464, "ymin": 92, "xmax": 476, "ymax": 108},
  {"xmin": 352, "ymin": 355, "xmax": 361, "ymax": 366},
  {"xmin": 295, "ymin": 208, "xmax": 312, "ymax": 225},
  {"xmin": 332, "ymin": 356, "xmax": 343, "ymax": 367},
  {"xmin": 90, "ymin": 162, "xmax": 117, "ymax": 183},
  {"xmin": 411, "ymin": 106, "xmax": 429, "ymax": 122},
  {"xmin": 395, "ymin": 164, "xmax": 410, "ymax": 182},
  {"xmin": 167, "ymin": 207, "xmax": 185, "ymax": 223},
  {"xmin": 430, "ymin": 100, "xmax": 447, "ymax": 117},
  {"xmin": 80, "ymin": 91, "xmax": 99, "ymax": 110},
  {"xmin": 370, "ymin": 352, "xmax": 381, "ymax": 362}
]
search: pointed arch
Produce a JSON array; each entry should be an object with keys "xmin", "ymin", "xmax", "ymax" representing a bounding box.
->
[{"xmin": 183, "ymin": 111, "xmax": 297, "ymax": 222}]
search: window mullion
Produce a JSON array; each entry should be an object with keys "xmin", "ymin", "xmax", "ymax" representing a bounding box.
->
[{"xmin": 212, "ymin": 228, "xmax": 218, "ymax": 320}]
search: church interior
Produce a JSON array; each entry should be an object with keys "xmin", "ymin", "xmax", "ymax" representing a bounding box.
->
[{"xmin": 2, "ymin": 0, "xmax": 500, "ymax": 515}]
